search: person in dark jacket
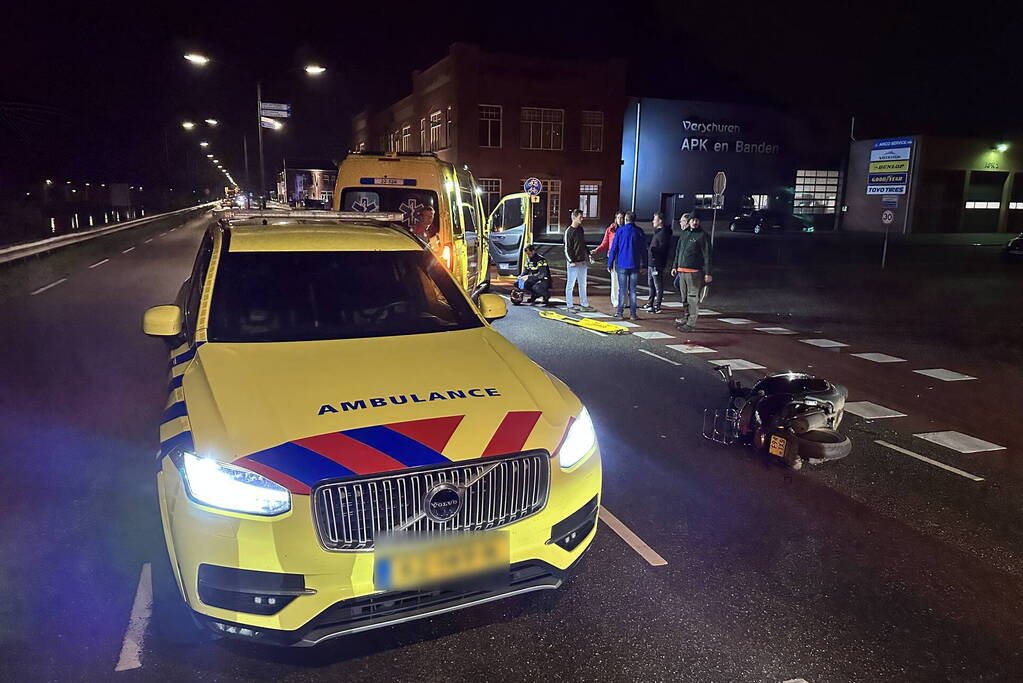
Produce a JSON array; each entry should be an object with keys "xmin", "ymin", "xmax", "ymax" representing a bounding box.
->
[
  {"xmin": 607, "ymin": 211, "xmax": 648, "ymax": 320},
  {"xmin": 518, "ymin": 244, "xmax": 552, "ymax": 304},
  {"xmin": 643, "ymin": 211, "xmax": 673, "ymax": 313},
  {"xmin": 563, "ymin": 208, "xmax": 593, "ymax": 312},
  {"xmin": 671, "ymin": 214, "xmax": 713, "ymax": 330}
]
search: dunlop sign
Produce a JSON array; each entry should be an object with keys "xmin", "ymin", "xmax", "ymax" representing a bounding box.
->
[{"xmin": 867, "ymin": 137, "xmax": 913, "ymax": 195}]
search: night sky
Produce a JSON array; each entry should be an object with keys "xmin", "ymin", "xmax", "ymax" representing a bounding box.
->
[{"xmin": 3, "ymin": 0, "xmax": 1020, "ymax": 194}]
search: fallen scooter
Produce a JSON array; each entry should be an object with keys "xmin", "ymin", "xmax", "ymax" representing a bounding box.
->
[{"xmin": 703, "ymin": 365, "xmax": 852, "ymax": 470}]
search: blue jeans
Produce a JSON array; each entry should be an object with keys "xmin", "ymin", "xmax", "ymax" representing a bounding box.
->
[
  {"xmin": 615, "ymin": 267, "xmax": 639, "ymax": 316},
  {"xmin": 565, "ymin": 262, "xmax": 589, "ymax": 307}
]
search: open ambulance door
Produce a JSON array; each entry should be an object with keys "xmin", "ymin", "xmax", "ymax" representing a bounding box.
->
[{"xmin": 486, "ymin": 193, "xmax": 534, "ymax": 280}]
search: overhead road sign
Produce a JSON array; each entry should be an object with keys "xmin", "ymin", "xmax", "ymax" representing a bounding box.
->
[
  {"xmin": 260, "ymin": 102, "xmax": 292, "ymax": 119},
  {"xmin": 260, "ymin": 102, "xmax": 291, "ymax": 111}
]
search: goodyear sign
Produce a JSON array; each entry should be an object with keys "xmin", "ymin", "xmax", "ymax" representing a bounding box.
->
[{"xmin": 867, "ymin": 137, "xmax": 913, "ymax": 195}]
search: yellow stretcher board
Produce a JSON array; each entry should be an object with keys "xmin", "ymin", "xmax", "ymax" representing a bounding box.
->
[{"xmin": 538, "ymin": 310, "xmax": 630, "ymax": 335}]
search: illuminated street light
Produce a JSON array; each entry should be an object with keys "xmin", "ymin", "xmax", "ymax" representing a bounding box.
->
[
  {"xmin": 304, "ymin": 65, "xmax": 326, "ymax": 76},
  {"xmin": 996, "ymin": 142, "xmax": 1009, "ymax": 152},
  {"xmin": 199, "ymin": 141, "xmax": 209, "ymax": 148},
  {"xmin": 45, "ymin": 179, "xmax": 53, "ymax": 185},
  {"xmin": 206, "ymin": 154, "xmax": 214, "ymax": 158},
  {"xmin": 181, "ymin": 121, "xmax": 196, "ymax": 130},
  {"xmin": 184, "ymin": 53, "xmax": 210, "ymax": 66},
  {"xmin": 260, "ymin": 116, "xmax": 283, "ymax": 131},
  {"xmin": 205, "ymin": 118, "xmax": 219, "ymax": 126}
]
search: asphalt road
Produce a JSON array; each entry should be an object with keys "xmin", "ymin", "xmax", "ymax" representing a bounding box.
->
[{"xmin": 1, "ymin": 214, "xmax": 1021, "ymax": 682}]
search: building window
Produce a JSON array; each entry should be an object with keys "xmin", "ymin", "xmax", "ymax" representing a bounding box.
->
[
  {"xmin": 581, "ymin": 111, "xmax": 603, "ymax": 152},
  {"xmin": 429, "ymin": 111, "xmax": 442, "ymax": 151},
  {"xmin": 579, "ymin": 182, "xmax": 600, "ymax": 218},
  {"xmin": 478, "ymin": 178, "xmax": 501, "ymax": 215},
  {"xmin": 401, "ymin": 125, "xmax": 411, "ymax": 152},
  {"xmin": 1010, "ymin": 202, "xmax": 1023, "ymax": 210},
  {"xmin": 749, "ymin": 194, "xmax": 769, "ymax": 210},
  {"xmin": 321, "ymin": 190, "xmax": 333, "ymax": 203},
  {"xmin": 964, "ymin": 201, "xmax": 1001, "ymax": 209},
  {"xmin": 694, "ymin": 194, "xmax": 716, "ymax": 209},
  {"xmin": 794, "ymin": 170, "xmax": 839, "ymax": 214},
  {"xmin": 479, "ymin": 105, "xmax": 502, "ymax": 148},
  {"xmin": 520, "ymin": 107, "xmax": 564, "ymax": 150},
  {"xmin": 420, "ymin": 118, "xmax": 426, "ymax": 152}
]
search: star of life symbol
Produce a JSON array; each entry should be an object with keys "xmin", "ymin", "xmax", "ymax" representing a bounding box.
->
[
  {"xmin": 399, "ymin": 198, "xmax": 424, "ymax": 226},
  {"xmin": 351, "ymin": 197, "xmax": 378, "ymax": 212}
]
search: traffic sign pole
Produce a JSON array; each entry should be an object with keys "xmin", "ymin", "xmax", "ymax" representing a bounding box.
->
[
  {"xmin": 257, "ymin": 80, "xmax": 265, "ymax": 207},
  {"xmin": 711, "ymin": 172, "xmax": 727, "ymax": 246},
  {"xmin": 880, "ymin": 208, "xmax": 896, "ymax": 269}
]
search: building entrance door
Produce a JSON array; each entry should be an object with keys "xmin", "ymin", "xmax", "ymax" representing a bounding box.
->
[{"xmin": 660, "ymin": 193, "xmax": 684, "ymax": 223}]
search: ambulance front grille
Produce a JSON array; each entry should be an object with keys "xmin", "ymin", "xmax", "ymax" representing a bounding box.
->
[{"xmin": 312, "ymin": 451, "xmax": 550, "ymax": 551}]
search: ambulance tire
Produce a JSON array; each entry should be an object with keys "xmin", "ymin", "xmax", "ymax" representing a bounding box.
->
[
  {"xmin": 793, "ymin": 428, "xmax": 851, "ymax": 463},
  {"xmin": 152, "ymin": 535, "xmax": 215, "ymax": 644}
]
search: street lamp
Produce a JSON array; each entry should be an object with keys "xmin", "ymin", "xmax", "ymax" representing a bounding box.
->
[
  {"xmin": 304, "ymin": 65, "xmax": 326, "ymax": 75},
  {"xmin": 995, "ymin": 142, "xmax": 1009, "ymax": 152},
  {"xmin": 181, "ymin": 121, "xmax": 196, "ymax": 130},
  {"xmin": 184, "ymin": 53, "xmax": 209, "ymax": 66},
  {"xmin": 199, "ymin": 141, "xmax": 209, "ymax": 148},
  {"xmin": 205, "ymin": 118, "xmax": 219, "ymax": 126}
]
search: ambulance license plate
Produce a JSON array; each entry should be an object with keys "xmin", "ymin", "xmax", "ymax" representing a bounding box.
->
[{"xmin": 374, "ymin": 533, "xmax": 509, "ymax": 591}]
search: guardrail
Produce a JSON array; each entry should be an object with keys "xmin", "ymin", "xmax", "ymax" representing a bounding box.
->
[{"xmin": 0, "ymin": 202, "xmax": 217, "ymax": 266}]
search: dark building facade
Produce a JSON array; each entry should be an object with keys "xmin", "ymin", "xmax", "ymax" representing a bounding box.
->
[
  {"xmin": 843, "ymin": 136, "xmax": 1023, "ymax": 234},
  {"xmin": 276, "ymin": 160, "xmax": 338, "ymax": 206},
  {"xmin": 620, "ymin": 97, "xmax": 845, "ymax": 228},
  {"xmin": 351, "ymin": 44, "xmax": 627, "ymax": 232}
]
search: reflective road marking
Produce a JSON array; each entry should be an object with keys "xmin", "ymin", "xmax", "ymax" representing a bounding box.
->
[
  {"xmin": 755, "ymin": 327, "xmax": 796, "ymax": 335},
  {"xmin": 851, "ymin": 352, "xmax": 906, "ymax": 363},
  {"xmin": 913, "ymin": 368, "xmax": 976, "ymax": 382},
  {"xmin": 876, "ymin": 440, "xmax": 985, "ymax": 482},
  {"xmin": 709, "ymin": 358, "xmax": 766, "ymax": 371},
  {"xmin": 719, "ymin": 317, "xmax": 755, "ymax": 324},
  {"xmin": 638, "ymin": 348, "xmax": 682, "ymax": 366},
  {"xmin": 667, "ymin": 343, "xmax": 716, "ymax": 354},
  {"xmin": 914, "ymin": 431, "xmax": 1005, "ymax": 453},
  {"xmin": 121, "ymin": 246, "xmax": 135, "ymax": 253},
  {"xmin": 30, "ymin": 278, "xmax": 67, "ymax": 295},
  {"xmin": 600, "ymin": 506, "xmax": 668, "ymax": 566},
  {"xmin": 114, "ymin": 562, "xmax": 152, "ymax": 671},
  {"xmin": 800, "ymin": 338, "xmax": 849, "ymax": 348},
  {"xmin": 845, "ymin": 401, "xmax": 906, "ymax": 419},
  {"xmin": 89, "ymin": 258, "xmax": 109, "ymax": 268},
  {"xmin": 633, "ymin": 330, "xmax": 675, "ymax": 339}
]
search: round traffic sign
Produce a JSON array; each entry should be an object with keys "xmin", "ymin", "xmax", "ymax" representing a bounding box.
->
[
  {"xmin": 713, "ymin": 171, "xmax": 727, "ymax": 195},
  {"xmin": 523, "ymin": 177, "xmax": 542, "ymax": 196},
  {"xmin": 881, "ymin": 209, "xmax": 896, "ymax": 225}
]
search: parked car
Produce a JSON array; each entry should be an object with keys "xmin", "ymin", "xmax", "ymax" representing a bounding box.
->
[
  {"xmin": 729, "ymin": 210, "xmax": 786, "ymax": 234},
  {"xmin": 1005, "ymin": 232, "xmax": 1023, "ymax": 259}
]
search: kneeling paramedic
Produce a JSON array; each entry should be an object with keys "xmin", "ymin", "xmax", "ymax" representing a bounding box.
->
[{"xmin": 516, "ymin": 244, "xmax": 552, "ymax": 304}]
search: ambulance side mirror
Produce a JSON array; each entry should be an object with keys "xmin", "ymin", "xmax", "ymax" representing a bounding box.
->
[
  {"xmin": 143, "ymin": 305, "xmax": 183, "ymax": 337},
  {"xmin": 478, "ymin": 294, "xmax": 507, "ymax": 321}
]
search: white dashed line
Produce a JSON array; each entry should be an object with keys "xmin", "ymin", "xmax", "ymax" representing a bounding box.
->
[
  {"xmin": 638, "ymin": 348, "xmax": 682, "ymax": 365},
  {"xmin": 851, "ymin": 352, "xmax": 906, "ymax": 363},
  {"xmin": 144, "ymin": 238, "xmax": 153, "ymax": 243},
  {"xmin": 876, "ymin": 440, "xmax": 985, "ymax": 481},
  {"xmin": 800, "ymin": 338, "xmax": 848, "ymax": 348},
  {"xmin": 755, "ymin": 327, "xmax": 796, "ymax": 335},
  {"xmin": 159, "ymin": 232, "xmax": 167, "ymax": 237},
  {"xmin": 659, "ymin": 302, "xmax": 685, "ymax": 308},
  {"xmin": 914, "ymin": 431, "xmax": 1004, "ymax": 453},
  {"xmin": 667, "ymin": 343, "xmax": 715, "ymax": 354},
  {"xmin": 581, "ymin": 328, "xmax": 606, "ymax": 337},
  {"xmin": 114, "ymin": 562, "xmax": 152, "ymax": 671},
  {"xmin": 576, "ymin": 311, "xmax": 611, "ymax": 319},
  {"xmin": 30, "ymin": 278, "xmax": 67, "ymax": 295},
  {"xmin": 719, "ymin": 317, "xmax": 755, "ymax": 325},
  {"xmin": 708, "ymin": 358, "xmax": 767, "ymax": 371},
  {"xmin": 121, "ymin": 246, "xmax": 136, "ymax": 253},
  {"xmin": 88, "ymin": 258, "xmax": 109, "ymax": 268},
  {"xmin": 600, "ymin": 506, "xmax": 668, "ymax": 566},
  {"xmin": 913, "ymin": 368, "xmax": 976, "ymax": 382},
  {"xmin": 632, "ymin": 330, "xmax": 675, "ymax": 339},
  {"xmin": 698, "ymin": 309, "xmax": 721, "ymax": 316},
  {"xmin": 845, "ymin": 401, "xmax": 906, "ymax": 419}
]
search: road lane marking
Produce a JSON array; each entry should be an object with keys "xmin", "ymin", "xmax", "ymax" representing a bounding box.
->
[
  {"xmin": 633, "ymin": 330, "xmax": 674, "ymax": 339},
  {"xmin": 89, "ymin": 258, "xmax": 109, "ymax": 268},
  {"xmin": 667, "ymin": 343, "xmax": 715, "ymax": 354},
  {"xmin": 719, "ymin": 317, "xmax": 755, "ymax": 325},
  {"xmin": 755, "ymin": 327, "xmax": 796, "ymax": 335},
  {"xmin": 845, "ymin": 401, "xmax": 906, "ymax": 419},
  {"xmin": 121, "ymin": 246, "xmax": 135, "ymax": 253},
  {"xmin": 599, "ymin": 506, "xmax": 667, "ymax": 566},
  {"xmin": 30, "ymin": 278, "xmax": 67, "ymax": 295},
  {"xmin": 159, "ymin": 232, "xmax": 167, "ymax": 236},
  {"xmin": 876, "ymin": 440, "xmax": 985, "ymax": 481},
  {"xmin": 576, "ymin": 311, "xmax": 611, "ymax": 319},
  {"xmin": 800, "ymin": 338, "xmax": 849, "ymax": 348},
  {"xmin": 638, "ymin": 348, "xmax": 682, "ymax": 365},
  {"xmin": 114, "ymin": 562, "xmax": 152, "ymax": 671},
  {"xmin": 144, "ymin": 238, "xmax": 153, "ymax": 243},
  {"xmin": 851, "ymin": 352, "xmax": 905, "ymax": 363},
  {"xmin": 709, "ymin": 358, "xmax": 766, "ymax": 371},
  {"xmin": 913, "ymin": 368, "xmax": 976, "ymax": 382},
  {"xmin": 698, "ymin": 309, "xmax": 721, "ymax": 315},
  {"xmin": 581, "ymin": 328, "xmax": 606, "ymax": 337},
  {"xmin": 914, "ymin": 431, "xmax": 1005, "ymax": 453}
]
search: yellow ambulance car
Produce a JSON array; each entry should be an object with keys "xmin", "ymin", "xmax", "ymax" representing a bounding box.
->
[{"xmin": 143, "ymin": 211, "xmax": 601, "ymax": 646}]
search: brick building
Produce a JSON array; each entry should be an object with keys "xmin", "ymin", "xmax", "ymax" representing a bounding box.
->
[{"xmin": 351, "ymin": 43, "xmax": 626, "ymax": 233}]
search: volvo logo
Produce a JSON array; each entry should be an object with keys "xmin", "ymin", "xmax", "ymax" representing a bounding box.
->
[{"xmin": 423, "ymin": 483, "xmax": 463, "ymax": 523}]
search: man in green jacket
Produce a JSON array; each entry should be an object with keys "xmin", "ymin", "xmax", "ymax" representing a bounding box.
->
[{"xmin": 671, "ymin": 214, "xmax": 713, "ymax": 331}]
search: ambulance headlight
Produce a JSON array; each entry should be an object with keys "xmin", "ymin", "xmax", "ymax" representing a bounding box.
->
[
  {"xmin": 180, "ymin": 453, "xmax": 291, "ymax": 516},
  {"xmin": 558, "ymin": 408, "xmax": 596, "ymax": 469}
]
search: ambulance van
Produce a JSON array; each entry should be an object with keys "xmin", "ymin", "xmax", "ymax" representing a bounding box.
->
[{"xmin": 333, "ymin": 153, "xmax": 532, "ymax": 297}]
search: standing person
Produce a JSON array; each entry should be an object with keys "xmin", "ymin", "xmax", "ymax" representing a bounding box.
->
[
  {"xmin": 563, "ymin": 209, "xmax": 593, "ymax": 313},
  {"xmin": 591, "ymin": 210, "xmax": 624, "ymax": 307},
  {"xmin": 643, "ymin": 211, "xmax": 673, "ymax": 313},
  {"xmin": 607, "ymin": 211, "xmax": 648, "ymax": 320},
  {"xmin": 671, "ymin": 214, "xmax": 713, "ymax": 331}
]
